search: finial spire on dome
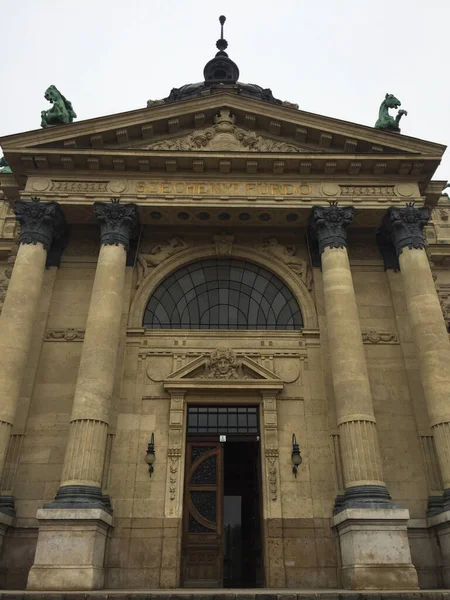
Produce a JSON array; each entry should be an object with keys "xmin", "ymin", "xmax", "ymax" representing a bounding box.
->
[
  {"xmin": 216, "ymin": 15, "xmax": 228, "ymax": 55},
  {"xmin": 203, "ymin": 15, "xmax": 239, "ymax": 85}
]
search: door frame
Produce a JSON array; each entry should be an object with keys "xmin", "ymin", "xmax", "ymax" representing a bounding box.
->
[{"xmin": 163, "ymin": 366, "xmax": 285, "ymax": 588}]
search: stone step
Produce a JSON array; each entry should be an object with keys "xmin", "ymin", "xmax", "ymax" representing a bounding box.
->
[{"xmin": 1, "ymin": 592, "xmax": 450, "ymax": 600}]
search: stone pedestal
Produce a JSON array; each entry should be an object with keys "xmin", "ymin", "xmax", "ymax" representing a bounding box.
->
[
  {"xmin": 333, "ymin": 508, "xmax": 419, "ymax": 590},
  {"xmin": 428, "ymin": 510, "xmax": 450, "ymax": 587},
  {"xmin": 27, "ymin": 508, "xmax": 113, "ymax": 590}
]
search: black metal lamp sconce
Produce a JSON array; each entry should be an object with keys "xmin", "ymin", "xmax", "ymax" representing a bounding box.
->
[
  {"xmin": 292, "ymin": 433, "xmax": 302, "ymax": 477},
  {"xmin": 145, "ymin": 432, "xmax": 156, "ymax": 477}
]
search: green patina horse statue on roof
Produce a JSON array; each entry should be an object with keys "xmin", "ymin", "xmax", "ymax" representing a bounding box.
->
[
  {"xmin": 0, "ymin": 156, "xmax": 12, "ymax": 174},
  {"xmin": 375, "ymin": 93, "xmax": 407, "ymax": 133},
  {"xmin": 40, "ymin": 85, "xmax": 77, "ymax": 128}
]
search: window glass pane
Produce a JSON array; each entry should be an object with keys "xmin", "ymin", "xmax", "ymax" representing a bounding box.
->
[
  {"xmin": 143, "ymin": 259, "xmax": 302, "ymax": 330},
  {"xmin": 188, "ymin": 406, "xmax": 259, "ymax": 434}
]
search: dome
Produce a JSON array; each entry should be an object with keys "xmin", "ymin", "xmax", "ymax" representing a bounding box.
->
[{"xmin": 147, "ymin": 16, "xmax": 291, "ymax": 109}]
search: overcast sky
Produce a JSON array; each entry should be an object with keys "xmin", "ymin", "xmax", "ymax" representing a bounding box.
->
[{"xmin": 0, "ymin": 0, "xmax": 449, "ymax": 183}]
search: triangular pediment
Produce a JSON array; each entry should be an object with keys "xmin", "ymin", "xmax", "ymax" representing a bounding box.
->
[
  {"xmin": 163, "ymin": 348, "xmax": 283, "ymax": 391},
  {"xmin": 1, "ymin": 92, "xmax": 444, "ymax": 184},
  {"xmin": 1, "ymin": 91, "xmax": 444, "ymax": 156}
]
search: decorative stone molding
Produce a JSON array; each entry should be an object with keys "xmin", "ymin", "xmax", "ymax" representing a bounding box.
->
[
  {"xmin": 265, "ymin": 448, "xmax": 279, "ymax": 502},
  {"xmin": 213, "ymin": 233, "xmax": 234, "ymax": 256},
  {"xmin": 167, "ymin": 447, "xmax": 182, "ymax": 501},
  {"xmin": 436, "ymin": 282, "xmax": 450, "ymax": 332},
  {"xmin": 165, "ymin": 392, "xmax": 185, "ymax": 517},
  {"xmin": 310, "ymin": 203, "xmax": 355, "ymax": 253},
  {"xmin": 204, "ymin": 348, "xmax": 240, "ymax": 380},
  {"xmin": 136, "ymin": 237, "xmax": 189, "ymax": 285},
  {"xmin": 14, "ymin": 198, "xmax": 66, "ymax": 251},
  {"xmin": 94, "ymin": 200, "xmax": 140, "ymax": 251},
  {"xmin": 51, "ymin": 180, "xmax": 108, "ymax": 193},
  {"xmin": 340, "ymin": 185, "xmax": 396, "ymax": 197},
  {"xmin": 362, "ymin": 330, "xmax": 399, "ymax": 344},
  {"xmin": 45, "ymin": 328, "xmax": 85, "ymax": 341},
  {"xmin": 148, "ymin": 109, "xmax": 305, "ymax": 153},
  {"xmin": 258, "ymin": 237, "xmax": 311, "ymax": 288},
  {"xmin": 380, "ymin": 204, "xmax": 430, "ymax": 255}
]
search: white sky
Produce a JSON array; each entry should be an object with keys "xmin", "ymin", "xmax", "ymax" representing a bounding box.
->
[{"xmin": 0, "ymin": 0, "xmax": 449, "ymax": 183}]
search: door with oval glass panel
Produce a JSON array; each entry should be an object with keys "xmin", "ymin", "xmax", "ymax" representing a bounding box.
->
[{"xmin": 182, "ymin": 442, "xmax": 223, "ymax": 587}]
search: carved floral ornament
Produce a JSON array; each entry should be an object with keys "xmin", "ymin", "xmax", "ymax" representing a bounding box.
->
[{"xmin": 147, "ymin": 109, "xmax": 305, "ymax": 153}]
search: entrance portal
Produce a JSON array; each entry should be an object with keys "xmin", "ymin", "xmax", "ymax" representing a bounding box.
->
[{"xmin": 181, "ymin": 406, "xmax": 262, "ymax": 588}]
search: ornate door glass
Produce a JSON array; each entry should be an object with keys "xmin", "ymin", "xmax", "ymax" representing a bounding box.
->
[{"xmin": 182, "ymin": 442, "xmax": 223, "ymax": 587}]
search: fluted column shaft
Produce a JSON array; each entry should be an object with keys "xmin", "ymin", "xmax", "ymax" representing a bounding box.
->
[
  {"xmin": 53, "ymin": 201, "xmax": 139, "ymax": 509},
  {"xmin": 382, "ymin": 205, "xmax": 450, "ymax": 500},
  {"xmin": 311, "ymin": 205, "xmax": 390, "ymax": 508},
  {"xmin": 0, "ymin": 199, "xmax": 65, "ymax": 514}
]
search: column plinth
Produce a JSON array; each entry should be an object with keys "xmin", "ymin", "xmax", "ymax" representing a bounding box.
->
[
  {"xmin": 310, "ymin": 204, "xmax": 417, "ymax": 589},
  {"xmin": 0, "ymin": 199, "xmax": 65, "ymax": 515}
]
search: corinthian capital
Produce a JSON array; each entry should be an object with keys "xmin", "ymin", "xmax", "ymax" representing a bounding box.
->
[
  {"xmin": 381, "ymin": 204, "xmax": 430, "ymax": 255},
  {"xmin": 14, "ymin": 198, "xmax": 66, "ymax": 251},
  {"xmin": 310, "ymin": 203, "xmax": 355, "ymax": 253},
  {"xmin": 94, "ymin": 200, "xmax": 140, "ymax": 251}
]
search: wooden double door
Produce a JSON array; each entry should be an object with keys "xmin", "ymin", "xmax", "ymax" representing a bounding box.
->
[{"xmin": 181, "ymin": 439, "xmax": 262, "ymax": 588}]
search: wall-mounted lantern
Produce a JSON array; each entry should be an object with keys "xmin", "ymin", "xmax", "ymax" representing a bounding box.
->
[
  {"xmin": 291, "ymin": 433, "xmax": 302, "ymax": 477},
  {"xmin": 145, "ymin": 432, "xmax": 156, "ymax": 477}
]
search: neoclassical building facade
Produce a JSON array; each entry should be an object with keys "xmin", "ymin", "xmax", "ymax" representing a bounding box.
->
[{"xmin": 0, "ymin": 27, "xmax": 450, "ymax": 592}]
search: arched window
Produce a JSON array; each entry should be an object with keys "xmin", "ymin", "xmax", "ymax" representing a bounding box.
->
[{"xmin": 143, "ymin": 258, "xmax": 303, "ymax": 330}]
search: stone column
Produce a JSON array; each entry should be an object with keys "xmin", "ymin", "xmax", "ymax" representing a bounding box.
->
[
  {"xmin": 0, "ymin": 198, "xmax": 65, "ymax": 517},
  {"xmin": 27, "ymin": 201, "xmax": 139, "ymax": 591},
  {"xmin": 311, "ymin": 204, "xmax": 389, "ymax": 505},
  {"xmin": 310, "ymin": 204, "xmax": 417, "ymax": 590},
  {"xmin": 380, "ymin": 204, "xmax": 450, "ymax": 584}
]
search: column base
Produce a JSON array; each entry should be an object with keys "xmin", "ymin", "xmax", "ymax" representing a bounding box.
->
[
  {"xmin": 44, "ymin": 484, "xmax": 112, "ymax": 513},
  {"xmin": 427, "ymin": 509, "xmax": 450, "ymax": 587},
  {"xmin": 334, "ymin": 485, "xmax": 397, "ymax": 513},
  {"xmin": 0, "ymin": 495, "xmax": 15, "ymax": 517},
  {"xmin": 426, "ymin": 494, "xmax": 444, "ymax": 516},
  {"xmin": 333, "ymin": 507, "xmax": 419, "ymax": 590},
  {"xmin": 27, "ymin": 507, "xmax": 113, "ymax": 590}
]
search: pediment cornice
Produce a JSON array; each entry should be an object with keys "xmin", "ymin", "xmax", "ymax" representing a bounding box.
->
[{"xmin": 1, "ymin": 91, "xmax": 444, "ymax": 157}]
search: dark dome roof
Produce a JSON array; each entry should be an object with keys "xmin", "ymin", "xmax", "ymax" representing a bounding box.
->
[{"xmin": 148, "ymin": 16, "xmax": 286, "ymax": 108}]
